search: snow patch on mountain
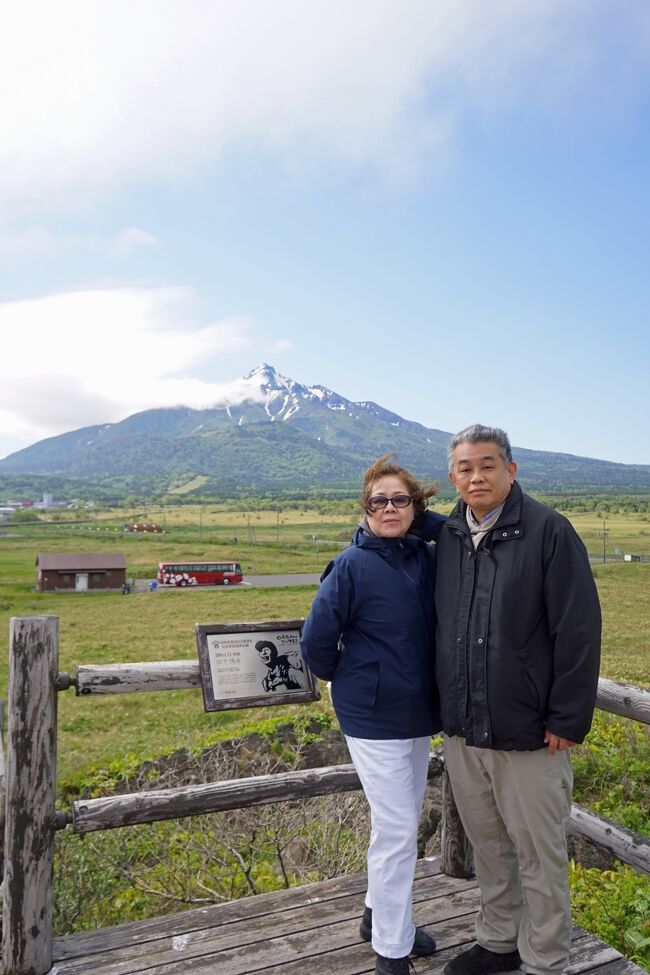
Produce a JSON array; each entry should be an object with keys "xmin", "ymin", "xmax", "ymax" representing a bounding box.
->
[{"xmin": 208, "ymin": 363, "xmax": 361, "ymax": 423}]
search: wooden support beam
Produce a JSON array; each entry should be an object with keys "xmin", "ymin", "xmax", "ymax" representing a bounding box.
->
[
  {"xmin": 75, "ymin": 660, "xmax": 201, "ymax": 695},
  {"xmin": 70, "ymin": 755, "xmax": 443, "ymax": 834},
  {"xmin": 73, "ymin": 665, "xmax": 650, "ymax": 729},
  {"xmin": 570, "ymin": 803, "xmax": 650, "ymax": 876},
  {"xmin": 440, "ymin": 766, "xmax": 475, "ymax": 879},
  {"xmin": 0, "ymin": 699, "xmax": 5, "ymax": 874},
  {"xmin": 595, "ymin": 677, "xmax": 650, "ymax": 725},
  {"xmin": 3, "ymin": 617, "xmax": 59, "ymax": 975}
]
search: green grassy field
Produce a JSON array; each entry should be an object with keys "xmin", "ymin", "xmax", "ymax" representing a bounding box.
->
[{"xmin": 0, "ymin": 505, "xmax": 648, "ymax": 780}]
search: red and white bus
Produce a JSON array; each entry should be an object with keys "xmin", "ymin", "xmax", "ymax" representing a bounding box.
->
[{"xmin": 157, "ymin": 561, "xmax": 244, "ymax": 587}]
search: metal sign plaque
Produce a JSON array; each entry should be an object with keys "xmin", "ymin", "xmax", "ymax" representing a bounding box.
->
[{"xmin": 195, "ymin": 619, "xmax": 320, "ymax": 712}]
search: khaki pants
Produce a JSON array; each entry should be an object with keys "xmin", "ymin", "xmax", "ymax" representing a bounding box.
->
[{"xmin": 444, "ymin": 735, "xmax": 573, "ymax": 975}]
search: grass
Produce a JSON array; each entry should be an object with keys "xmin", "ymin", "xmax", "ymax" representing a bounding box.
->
[
  {"xmin": 0, "ymin": 506, "xmax": 648, "ymax": 779},
  {"xmin": 592, "ymin": 563, "xmax": 650, "ymax": 684},
  {"xmin": 565, "ymin": 510, "xmax": 650, "ymax": 560},
  {"xmin": 2, "ymin": 584, "xmax": 317, "ymax": 780}
]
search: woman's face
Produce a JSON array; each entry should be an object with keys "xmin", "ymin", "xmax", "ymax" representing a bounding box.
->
[{"xmin": 366, "ymin": 475, "xmax": 415, "ymax": 538}]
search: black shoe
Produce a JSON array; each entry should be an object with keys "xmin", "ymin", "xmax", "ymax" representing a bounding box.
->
[
  {"xmin": 443, "ymin": 944, "xmax": 522, "ymax": 975},
  {"xmin": 361, "ymin": 906, "xmax": 437, "ymax": 956},
  {"xmin": 375, "ymin": 953, "xmax": 414, "ymax": 975}
]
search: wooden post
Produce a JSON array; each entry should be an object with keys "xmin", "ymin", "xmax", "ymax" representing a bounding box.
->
[
  {"xmin": 0, "ymin": 698, "xmax": 6, "ymax": 882},
  {"xmin": 3, "ymin": 617, "xmax": 59, "ymax": 975},
  {"xmin": 440, "ymin": 766, "xmax": 474, "ymax": 878}
]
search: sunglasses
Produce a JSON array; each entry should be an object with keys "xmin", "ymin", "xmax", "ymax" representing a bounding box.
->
[{"xmin": 366, "ymin": 494, "xmax": 414, "ymax": 512}]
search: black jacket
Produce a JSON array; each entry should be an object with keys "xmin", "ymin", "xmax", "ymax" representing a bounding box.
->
[{"xmin": 430, "ymin": 482, "xmax": 601, "ymax": 750}]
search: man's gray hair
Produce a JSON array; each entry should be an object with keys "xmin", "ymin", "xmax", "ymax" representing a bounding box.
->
[{"xmin": 447, "ymin": 424, "xmax": 513, "ymax": 472}]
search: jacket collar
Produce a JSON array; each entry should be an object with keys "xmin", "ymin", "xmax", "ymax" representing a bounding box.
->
[
  {"xmin": 446, "ymin": 481, "xmax": 523, "ymax": 543},
  {"xmin": 353, "ymin": 524, "xmax": 421, "ymax": 556}
]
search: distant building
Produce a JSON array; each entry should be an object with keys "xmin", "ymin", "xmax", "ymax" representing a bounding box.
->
[{"xmin": 36, "ymin": 553, "xmax": 127, "ymax": 592}]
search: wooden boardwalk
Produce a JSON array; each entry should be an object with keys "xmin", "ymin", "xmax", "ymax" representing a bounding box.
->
[{"xmin": 49, "ymin": 859, "xmax": 645, "ymax": 975}]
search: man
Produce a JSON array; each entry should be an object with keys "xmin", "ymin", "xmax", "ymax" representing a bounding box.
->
[
  {"xmin": 255, "ymin": 640, "xmax": 305, "ymax": 692},
  {"xmin": 433, "ymin": 424, "xmax": 601, "ymax": 975}
]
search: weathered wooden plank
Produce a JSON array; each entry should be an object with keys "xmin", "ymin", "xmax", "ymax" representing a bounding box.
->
[
  {"xmin": 70, "ymin": 765, "xmax": 359, "ymax": 832},
  {"xmin": 0, "ymin": 697, "xmax": 6, "ymax": 873},
  {"xmin": 74, "ymin": 665, "xmax": 650, "ymax": 733},
  {"xmin": 52, "ymin": 859, "xmax": 452, "ymax": 961},
  {"xmin": 118, "ymin": 903, "xmax": 480, "ymax": 975},
  {"xmin": 47, "ymin": 869, "xmax": 649, "ymax": 975},
  {"xmin": 3, "ymin": 617, "xmax": 59, "ymax": 975},
  {"xmin": 586, "ymin": 961, "xmax": 649, "ymax": 975},
  {"xmin": 52, "ymin": 859, "xmax": 441, "ymax": 959},
  {"xmin": 70, "ymin": 758, "xmax": 444, "ymax": 833},
  {"xmin": 251, "ymin": 910, "xmax": 479, "ymax": 975},
  {"xmin": 406, "ymin": 929, "xmax": 623, "ymax": 975},
  {"xmin": 50, "ymin": 885, "xmax": 481, "ymax": 975},
  {"xmin": 75, "ymin": 661, "xmax": 201, "ymax": 695},
  {"xmin": 570, "ymin": 804, "xmax": 650, "ymax": 875},
  {"xmin": 440, "ymin": 767, "xmax": 474, "ymax": 879},
  {"xmin": 564, "ymin": 929, "xmax": 622, "ymax": 972},
  {"xmin": 596, "ymin": 677, "xmax": 650, "ymax": 725}
]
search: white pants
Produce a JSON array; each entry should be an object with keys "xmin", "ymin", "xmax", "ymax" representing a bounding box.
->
[
  {"xmin": 345, "ymin": 735, "xmax": 431, "ymax": 958},
  {"xmin": 445, "ymin": 735, "xmax": 573, "ymax": 975}
]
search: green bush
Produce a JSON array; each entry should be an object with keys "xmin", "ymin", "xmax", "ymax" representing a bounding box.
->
[
  {"xmin": 570, "ymin": 712, "xmax": 650, "ymax": 972},
  {"xmin": 573, "ymin": 712, "xmax": 650, "ymax": 835},
  {"xmin": 569, "ymin": 861, "xmax": 650, "ymax": 971}
]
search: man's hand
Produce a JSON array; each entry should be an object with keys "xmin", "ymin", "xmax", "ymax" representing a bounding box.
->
[{"xmin": 544, "ymin": 731, "xmax": 578, "ymax": 755}]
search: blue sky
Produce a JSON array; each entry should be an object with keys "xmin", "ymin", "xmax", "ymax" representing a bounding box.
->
[{"xmin": 1, "ymin": 1, "xmax": 649, "ymax": 465}]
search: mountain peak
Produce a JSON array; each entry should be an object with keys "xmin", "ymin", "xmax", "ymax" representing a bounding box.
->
[{"xmin": 244, "ymin": 363, "xmax": 281, "ymax": 384}]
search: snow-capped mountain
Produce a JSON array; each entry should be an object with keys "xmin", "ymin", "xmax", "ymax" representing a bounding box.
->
[
  {"xmin": 1, "ymin": 365, "xmax": 649, "ymax": 494},
  {"xmin": 203, "ymin": 363, "xmax": 435, "ymax": 432}
]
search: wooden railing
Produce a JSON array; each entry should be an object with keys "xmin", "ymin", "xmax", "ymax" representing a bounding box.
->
[{"xmin": 2, "ymin": 616, "xmax": 649, "ymax": 975}]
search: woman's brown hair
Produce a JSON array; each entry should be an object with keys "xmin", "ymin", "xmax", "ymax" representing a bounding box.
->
[{"xmin": 359, "ymin": 452, "xmax": 437, "ymax": 518}]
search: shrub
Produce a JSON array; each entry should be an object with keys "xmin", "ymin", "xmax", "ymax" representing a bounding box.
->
[{"xmin": 569, "ymin": 861, "xmax": 650, "ymax": 971}]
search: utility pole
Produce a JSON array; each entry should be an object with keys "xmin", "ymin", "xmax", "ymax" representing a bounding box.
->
[{"xmin": 598, "ymin": 518, "xmax": 608, "ymax": 564}]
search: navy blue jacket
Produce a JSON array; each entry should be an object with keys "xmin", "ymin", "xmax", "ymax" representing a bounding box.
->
[{"xmin": 301, "ymin": 522, "xmax": 444, "ymax": 739}]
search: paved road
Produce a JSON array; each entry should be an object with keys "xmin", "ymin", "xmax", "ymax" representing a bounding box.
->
[
  {"xmin": 134, "ymin": 573, "xmax": 321, "ymax": 592},
  {"xmin": 243, "ymin": 573, "xmax": 321, "ymax": 588}
]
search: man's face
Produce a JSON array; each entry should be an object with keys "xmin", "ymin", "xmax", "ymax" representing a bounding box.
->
[
  {"xmin": 449, "ymin": 441, "xmax": 517, "ymax": 519},
  {"xmin": 258, "ymin": 646, "xmax": 273, "ymax": 664}
]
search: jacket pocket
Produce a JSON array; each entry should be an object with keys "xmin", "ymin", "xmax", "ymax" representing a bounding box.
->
[
  {"xmin": 523, "ymin": 667, "xmax": 541, "ymax": 709},
  {"xmin": 332, "ymin": 657, "xmax": 380, "ymax": 711},
  {"xmin": 514, "ymin": 650, "xmax": 544, "ymax": 710}
]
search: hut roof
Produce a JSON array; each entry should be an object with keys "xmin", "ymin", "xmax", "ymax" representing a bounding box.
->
[{"xmin": 36, "ymin": 553, "xmax": 127, "ymax": 571}]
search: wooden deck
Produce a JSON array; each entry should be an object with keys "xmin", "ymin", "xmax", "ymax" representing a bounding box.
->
[{"xmin": 49, "ymin": 859, "xmax": 645, "ymax": 975}]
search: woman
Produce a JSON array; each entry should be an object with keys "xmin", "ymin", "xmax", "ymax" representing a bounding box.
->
[{"xmin": 301, "ymin": 453, "xmax": 445, "ymax": 975}]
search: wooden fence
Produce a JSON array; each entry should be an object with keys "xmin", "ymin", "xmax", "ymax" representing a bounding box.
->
[{"xmin": 2, "ymin": 616, "xmax": 650, "ymax": 975}]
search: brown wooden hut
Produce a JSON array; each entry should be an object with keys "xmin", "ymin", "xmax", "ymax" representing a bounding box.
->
[{"xmin": 36, "ymin": 553, "xmax": 127, "ymax": 592}]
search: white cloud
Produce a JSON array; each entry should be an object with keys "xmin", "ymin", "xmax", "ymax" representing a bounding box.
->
[
  {"xmin": 0, "ymin": 287, "xmax": 253, "ymax": 457},
  {"xmin": 270, "ymin": 339, "xmax": 295, "ymax": 352},
  {"xmin": 108, "ymin": 227, "xmax": 160, "ymax": 256},
  {"xmin": 0, "ymin": 225, "xmax": 97, "ymax": 259},
  {"xmin": 0, "ymin": 224, "xmax": 157, "ymax": 259},
  {"xmin": 2, "ymin": 1, "xmax": 648, "ymax": 218}
]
